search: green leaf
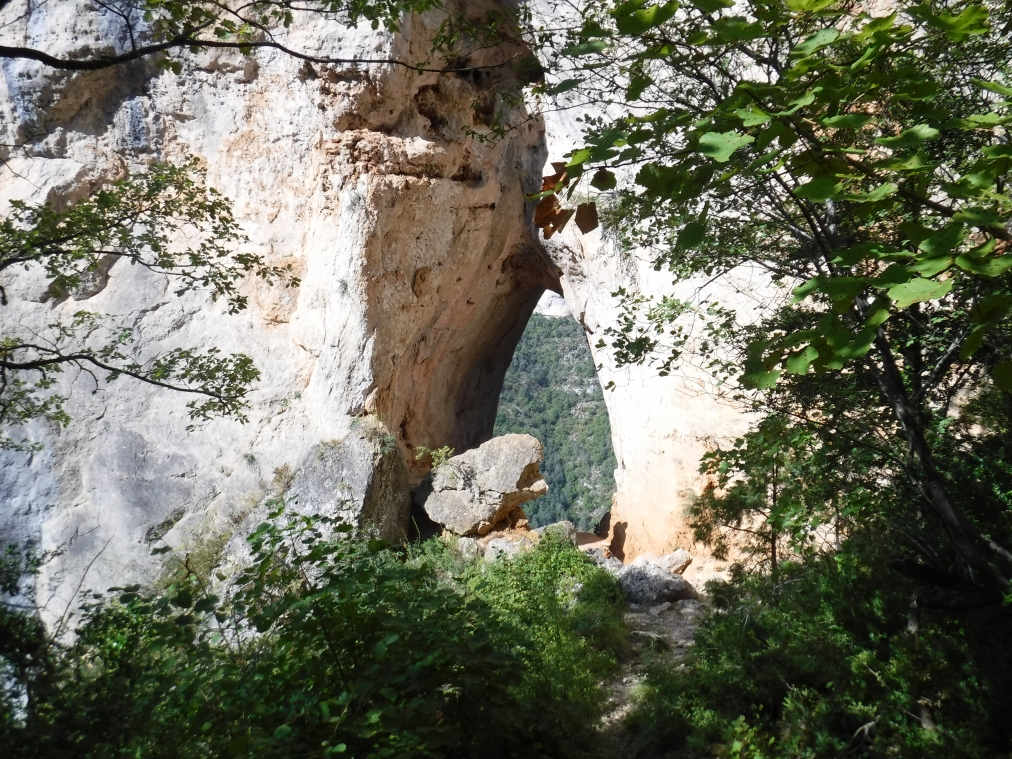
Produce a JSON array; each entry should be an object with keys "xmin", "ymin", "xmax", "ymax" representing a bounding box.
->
[
  {"xmin": 687, "ymin": 0, "xmax": 732, "ymax": 11},
  {"xmin": 931, "ymin": 4, "xmax": 990, "ymax": 42},
  {"xmin": 742, "ymin": 368, "xmax": 782, "ymax": 389},
  {"xmin": 874, "ymin": 124, "xmax": 940, "ymax": 149},
  {"xmin": 564, "ymin": 40, "xmax": 609, "ymax": 56},
  {"xmin": 918, "ymin": 223, "xmax": 965, "ymax": 256},
  {"xmin": 591, "ymin": 168, "xmax": 618, "ymax": 190},
  {"xmin": 953, "ymin": 207, "xmax": 1004, "ymax": 228},
  {"xmin": 784, "ymin": 0, "xmax": 836, "ymax": 11},
  {"xmin": 614, "ymin": 1, "xmax": 679, "ymax": 34},
  {"xmin": 992, "ymin": 360, "xmax": 1012, "ymax": 391},
  {"xmin": 737, "ymin": 105, "xmax": 771, "ymax": 126},
  {"xmin": 907, "ymin": 257, "xmax": 952, "ymax": 277},
  {"xmin": 821, "ymin": 113, "xmax": 873, "ymax": 129},
  {"xmin": 954, "ymin": 255, "xmax": 1012, "ymax": 278},
  {"xmin": 973, "ymin": 78, "xmax": 1012, "ymax": 98},
  {"xmin": 567, "ymin": 148, "xmax": 593, "ymax": 167},
  {"xmin": 792, "ymin": 27, "xmax": 840, "ymax": 57},
  {"xmin": 795, "ymin": 176, "xmax": 841, "ymax": 202},
  {"xmin": 785, "ymin": 345, "xmax": 818, "ymax": 374},
  {"xmin": 844, "ymin": 182, "xmax": 897, "ymax": 203},
  {"xmin": 548, "ymin": 78, "xmax": 583, "ymax": 95},
  {"xmin": 697, "ymin": 130, "xmax": 755, "ymax": 162},
  {"xmin": 792, "ymin": 275, "xmax": 825, "ymax": 302},
  {"xmin": 627, "ymin": 73, "xmax": 653, "ymax": 100},
  {"xmin": 887, "ymin": 278, "xmax": 953, "ymax": 308},
  {"xmin": 981, "ymin": 144, "xmax": 1012, "ymax": 159},
  {"xmin": 711, "ymin": 16, "xmax": 765, "ymax": 42},
  {"xmin": 676, "ymin": 206, "xmax": 708, "ymax": 250}
]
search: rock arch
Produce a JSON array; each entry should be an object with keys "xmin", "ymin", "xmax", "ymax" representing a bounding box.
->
[{"xmin": 0, "ymin": 1, "xmax": 746, "ymax": 610}]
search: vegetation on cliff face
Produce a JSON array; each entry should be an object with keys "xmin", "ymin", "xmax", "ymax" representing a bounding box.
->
[{"xmin": 494, "ymin": 314, "xmax": 617, "ymax": 531}]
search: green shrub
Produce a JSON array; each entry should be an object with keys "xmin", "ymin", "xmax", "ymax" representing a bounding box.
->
[
  {"xmin": 1, "ymin": 506, "xmax": 625, "ymax": 759},
  {"xmin": 465, "ymin": 531, "xmax": 627, "ymax": 719},
  {"xmin": 625, "ymin": 545, "xmax": 1011, "ymax": 759}
]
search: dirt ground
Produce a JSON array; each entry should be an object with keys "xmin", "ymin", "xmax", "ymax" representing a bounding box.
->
[{"xmin": 595, "ymin": 598, "xmax": 707, "ymax": 759}]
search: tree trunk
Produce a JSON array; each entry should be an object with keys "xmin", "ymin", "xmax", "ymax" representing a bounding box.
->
[{"xmin": 871, "ymin": 334, "xmax": 1010, "ymax": 595}]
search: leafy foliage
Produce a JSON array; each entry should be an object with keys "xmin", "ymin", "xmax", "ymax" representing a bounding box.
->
[
  {"xmin": 0, "ymin": 505, "xmax": 625, "ymax": 758},
  {"xmin": 494, "ymin": 314, "xmax": 617, "ymax": 530},
  {"xmin": 1, "ymin": 160, "xmax": 294, "ymax": 449},
  {"xmin": 535, "ymin": 0, "xmax": 1012, "ymax": 595},
  {"xmin": 516, "ymin": 0, "xmax": 1012, "ymax": 755},
  {"xmin": 626, "ymin": 548, "xmax": 1012, "ymax": 759}
]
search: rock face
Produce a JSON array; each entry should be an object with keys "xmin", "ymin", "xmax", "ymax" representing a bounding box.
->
[
  {"xmin": 283, "ymin": 424, "xmax": 411, "ymax": 543},
  {"xmin": 0, "ymin": 0, "xmax": 752, "ymax": 613},
  {"xmin": 418, "ymin": 434, "xmax": 547, "ymax": 536}
]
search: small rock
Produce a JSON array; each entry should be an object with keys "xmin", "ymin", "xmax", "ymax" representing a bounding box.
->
[
  {"xmin": 648, "ymin": 601, "xmax": 672, "ymax": 616},
  {"xmin": 656, "ymin": 548, "xmax": 692, "ymax": 575},
  {"xmin": 455, "ymin": 536, "xmax": 481, "ymax": 560},
  {"xmin": 629, "ymin": 630, "xmax": 669, "ymax": 650},
  {"xmin": 616, "ymin": 563, "xmax": 697, "ymax": 605},
  {"xmin": 632, "ymin": 548, "xmax": 693, "ymax": 575},
  {"xmin": 485, "ymin": 536, "xmax": 535, "ymax": 560},
  {"xmin": 676, "ymin": 598, "xmax": 704, "ymax": 615}
]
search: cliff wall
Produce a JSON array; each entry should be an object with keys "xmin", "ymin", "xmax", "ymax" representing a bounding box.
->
[{"xmin": 0, "ymin": 0, "xmax": 748, "ymax": 610}]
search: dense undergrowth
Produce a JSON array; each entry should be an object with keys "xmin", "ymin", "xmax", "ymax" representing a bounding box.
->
[
  {"xmin": 0, "ymin": 507, "xmax": 625, "ymax": 759},
  {"xmin": 622, "ymin": 390, "xmax": 1012, "ymax": 759}
]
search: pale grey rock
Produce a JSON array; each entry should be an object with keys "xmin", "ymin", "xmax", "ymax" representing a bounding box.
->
[
  {"xmin": 616, "ymin": 563, "xmax": 697, "ymax": 606},
  {"xmin": 676, "ymin": 598, "xmax": 704, "ymax": 616},
  {"xmin": 216, "ymin": 422, "xmax": 409, "ymax": 576},
  {"xmin": 284, "ymin": 427, "xmax": 411, "ymax": 544},
  {"xmin": 585, "ymin": 547, "xmax": 623, "ymax": 573},
  {"xmin": 454, "ymin": 537, "xmax": 481, "ymax": 561},
  {"xmin": 418, "ymin": 434, "xmax": 547, "ymax": 536},
  {"xmin": 658, "ymin": 549, "xmax": 693, "ymax": 575},
  {"xmin": 485, "ymin": 536, "xmax": 535, "ymax": 560},
  {"xmin": 633, "ymin": 549, "xmax": 692, "ymax": 575}
]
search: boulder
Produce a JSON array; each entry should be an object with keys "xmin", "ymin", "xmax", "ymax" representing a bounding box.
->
[
  {"xmin": 632, "ymin": 548, "xmax": 693, "ymax": 575},
  {"xmin": 616, "ymin": 563, "xmax": 697, "ymax": 606},
  {"xmin": 658, "ymin": 548, "xmax": 693, "ymax": 574},
  {"xmin": 417, "ymin": 434, "xmax": 548, "ymax": 536},
  {"xmin": 283, "ymin": 429, "xmax": 411, "ymax": 544},
  {"xmin": 454, "ymin": 537, "xmax": 482, "ymax": 561},
  {"xmin": 218, "ymin": 421, "xmax": 411, "ymax": 576}
]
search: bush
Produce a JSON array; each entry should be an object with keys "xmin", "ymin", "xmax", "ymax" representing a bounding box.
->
[
  {"xmin": 625, "ymin": 543, "xmax": 1012, "ymax": 759},
  {"xmin": 1, "ymin": 505, "xmax": 625, "ymax": 758}
]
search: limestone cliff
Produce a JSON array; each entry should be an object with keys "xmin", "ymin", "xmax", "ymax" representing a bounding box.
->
[{"xmin": 0, "ymin": 0, "xmax": 748, "ymax": 612}]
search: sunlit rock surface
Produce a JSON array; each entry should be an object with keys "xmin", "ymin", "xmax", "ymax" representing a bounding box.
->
[{"xmin": 0, "ymin": 0, "xmax": 752, "ymax": 617}]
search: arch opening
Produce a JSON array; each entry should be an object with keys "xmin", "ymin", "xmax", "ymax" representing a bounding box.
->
[{"xmin": 492, "ymin": 292, "xmax": 617, "ymax": 532}]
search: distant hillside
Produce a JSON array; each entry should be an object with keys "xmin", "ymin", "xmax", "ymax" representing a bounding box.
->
[{"xmin": 494, "ymin": 314, "xmax": 617, "ymax": 531}]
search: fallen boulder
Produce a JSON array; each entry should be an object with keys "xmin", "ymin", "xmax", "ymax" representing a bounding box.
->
[
  {"xmin": 633, "ymin": 549, "xmax": 693, "ymax": 575},
  {"xmin": 658, "ymin": 549, "xmax": 693, "ymax": 575},
  {"xmin": 417, "ymin": 434, "xmax": 548, "ymax": 536},
  {"xmin": 616, "ymin": 563, "xmax": 697, "ymax": 606}
]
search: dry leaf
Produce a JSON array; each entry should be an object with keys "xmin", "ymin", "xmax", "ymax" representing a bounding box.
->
[{"xmin": 575, "ymin": 202, "xmax": 599, "ymax": 234}]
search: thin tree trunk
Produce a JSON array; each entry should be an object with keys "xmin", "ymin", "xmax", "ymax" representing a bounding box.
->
[{"xmin": 871, "ymin": 334, "xmax": 1010, "ymax": 594}]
